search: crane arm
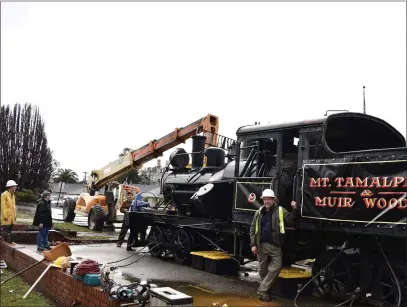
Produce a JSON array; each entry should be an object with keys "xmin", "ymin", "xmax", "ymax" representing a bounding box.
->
[{"xmin": 88, "ymin": 114, "xmax": 219, "ymax": 191}]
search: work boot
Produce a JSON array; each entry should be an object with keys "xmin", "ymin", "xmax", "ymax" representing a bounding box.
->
[
  {"xmin": 37, "ymin": 247, "xmax": 45, "ymax": 252},
  {"xmin": 44, "ymin": 246, "xmax": 52, "ymax": 251},
  {"xmin": 257, "ymin": 293, "xmax": 271, "ymax": 302},
  {"xmin": 126, "ymin": 246, "xmax": 135, "ymax": 251},
  {"xmin": 117, "ymin": 242, "xmax": 122, "ymax": 247}
]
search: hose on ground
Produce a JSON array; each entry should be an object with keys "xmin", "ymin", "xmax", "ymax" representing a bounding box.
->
[
  {"xmin": 294, "ymin": 239, "xmax": 402, "ymax": 307},
  {"xmin": 293, "ymin": 241, "xmax": 348, "ymax": 307},
  {"xmin": 107, "ymin": 241, "xmax": 156, "ymax": 265},
  {"xmin": 110, "ymin": 242, "xmax": 162, "ymax": 270},
  {"xmin": 377, "ymin": 240, "xmax": 401, "ymax": 307}
]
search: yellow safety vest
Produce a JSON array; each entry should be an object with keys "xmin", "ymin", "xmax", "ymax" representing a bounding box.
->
[{"xmin": 255, "ymin": 206, "xmax": 285, "ymax": 235}]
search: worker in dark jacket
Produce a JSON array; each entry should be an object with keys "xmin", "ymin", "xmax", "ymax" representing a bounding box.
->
[
  {"xmin": 117, "ymin": 191, "xmax": 135, "ymax": 248},
  {"xmin": 129, "ymin": 193, "xmax": 150, "ymax": 247},
  {"xmin": 33, "ymin": 192, "xmax": 53, "ymax": 252},
  {"xmin": 249, "ymin": 189, "xmax": 298, "ymax": 302}
]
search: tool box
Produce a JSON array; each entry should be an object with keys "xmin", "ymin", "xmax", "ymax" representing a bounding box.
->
[
  {"xmin": 190, "ymin": 251, "xmax": 223, "ymax": 270},
  {"xmin": 190, "ymin": 251, "xmax": 239, "ymax": 275},
  {"xmin": 271, "ymin": 267, "xmax": 313, "ymax": 298},
  {"xmin": 150, "ymin": 287, "xmax": 193, "ymax": 307},
  {"xmin": 72, "ymin": 273, "xmax": 101, "ymax": 286}
]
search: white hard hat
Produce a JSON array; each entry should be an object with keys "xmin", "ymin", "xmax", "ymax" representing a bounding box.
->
[
  {"xmin": 6, "ymin": 180, "xmax": 18, "ymax": 188},
  {"xmin": 261, "ymin": 188, "xmax": 275, "ymax": 199}
]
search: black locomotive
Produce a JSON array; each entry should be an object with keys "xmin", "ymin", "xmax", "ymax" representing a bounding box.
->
[{"xmin": 131, "ymin": 112, "xmax": 407, "ymax": 307}]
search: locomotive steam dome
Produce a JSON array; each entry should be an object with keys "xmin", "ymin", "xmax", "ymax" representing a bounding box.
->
[
  {"xmin": 169, "ymin": 148, "xmax": 189, "ymax": 169},
  {"xmin": 204, "ymin": 147, "xmax": 225, "ymax": 168}
]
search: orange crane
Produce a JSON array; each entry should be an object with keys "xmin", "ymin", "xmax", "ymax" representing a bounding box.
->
[{"xmin": 61, "ymin": 114, "xmax": 224, "ymax": 231}]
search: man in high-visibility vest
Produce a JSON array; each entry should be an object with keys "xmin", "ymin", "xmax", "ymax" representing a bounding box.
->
[{"xmin": 249, "ymin": 188, "xmax": 297, "ymax": 302}]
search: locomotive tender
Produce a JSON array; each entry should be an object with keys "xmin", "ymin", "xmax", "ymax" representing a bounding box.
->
[{"xmin": 131, "ymin": 112, "xmax": 407, "ymax": 307}]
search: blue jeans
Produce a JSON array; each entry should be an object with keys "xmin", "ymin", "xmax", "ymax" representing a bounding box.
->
[{"xmin": 37, "ymin": 227, "xmax": 50, "ymax": 249}]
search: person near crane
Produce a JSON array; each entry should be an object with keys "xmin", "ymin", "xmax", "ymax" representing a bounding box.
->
[
  {"xmin": 1, "ymin": 180, "xmax": 18, "ymax": 243},
  {"xmin": 129, "ymin": 193, "xmax": 150, "ymax": 247},
  {"xmin": 117, "ymin": 191, "xmax": 135, "ymax": 249},
  {"xmin": 249, "ymin": 188, "xmax": 298, "ymax": 302}
]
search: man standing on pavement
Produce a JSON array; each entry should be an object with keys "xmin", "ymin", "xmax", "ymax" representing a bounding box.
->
[
  {"xmin": 1, "ymin": 180, "xmax": 18, "ymax": 243},
  {"xmin": 33, "ymin": 192, "xmax": 53, "ymax": 251},
  {"xmin": 249, "ymin": 188, "xmax": 298, "ymax": 302},
  {"xmin": 117, "ymin": 191, "xmax": 135, "ymax": 248},
  {"xmin": 129, "ymin": 193, "xmax": 150, "ymax": 247}
]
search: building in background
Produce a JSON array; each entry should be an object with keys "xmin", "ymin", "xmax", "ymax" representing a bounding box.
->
[{"xmin": 139, "ymin": 159, "xmax": 168, "ymax": 185}]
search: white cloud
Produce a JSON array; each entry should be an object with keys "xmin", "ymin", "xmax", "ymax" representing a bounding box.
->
[{"xmin": 2, "ymin": 2, "xmax": 405, "ymax": 180}]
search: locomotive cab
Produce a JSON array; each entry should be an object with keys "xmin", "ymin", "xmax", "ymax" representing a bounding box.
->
[{"xmin": 232, "ymin": 112, "xmax": 406, "ymax": 225}]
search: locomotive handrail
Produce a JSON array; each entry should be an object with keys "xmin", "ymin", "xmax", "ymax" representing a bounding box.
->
[{"xmin": 202, "ymin": 130, "xmax": 236, "ymax": 151}]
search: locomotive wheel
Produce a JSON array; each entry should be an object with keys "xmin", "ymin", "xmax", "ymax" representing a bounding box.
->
[
  {"xmin": 148, "ymin": 226, "xmax": 166, "ymax": 258},
  {"xmin": 373, "ymin": 259, "xmax": 406, "ymax": 307},
  {"xmin": 312, "ymin": 249, "xmax": 355, "ymax": 297},
  {"xmin": 172, "ymin": 229, "xmax": 193, "ymax": 265}
]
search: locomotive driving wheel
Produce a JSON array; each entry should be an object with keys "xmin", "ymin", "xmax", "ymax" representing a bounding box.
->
[
  {"xmin": 172, "ymin": 229, "xmax": 194, "ymax": 265},
  {"xmin": 373, "ymin": 259, "xmax": 406, "ymax": 307},
  {"xmin": 148, "ymin": 226, "xmax": 166, "ymax": 258},
  {"xmin": 312, "ymin": 249, "xmax": 355, "ymax": 298}
]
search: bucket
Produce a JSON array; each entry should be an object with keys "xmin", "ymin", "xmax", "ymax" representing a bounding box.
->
[{"xmin": 43, "ymin": 243, "xmax": 72, "ymax": 262}]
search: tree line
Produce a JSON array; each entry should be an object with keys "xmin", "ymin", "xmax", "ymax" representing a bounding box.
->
[
  {"xmin": 0, "ymin": 103, "xmax": 55, "ymax": 190},
  {"xmin": 0, "ymin": 103, "xmax": 153, "ymax": 194}
]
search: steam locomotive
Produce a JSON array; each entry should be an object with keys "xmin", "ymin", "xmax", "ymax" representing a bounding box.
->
[{"xmin": 131, "ymin": 112, "xmax": 407, "ymax": 307}]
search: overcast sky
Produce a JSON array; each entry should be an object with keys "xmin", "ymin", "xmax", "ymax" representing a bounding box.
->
[{"xmin": 1, "ymin": 2, "xmax": 406, "ymax": 181}]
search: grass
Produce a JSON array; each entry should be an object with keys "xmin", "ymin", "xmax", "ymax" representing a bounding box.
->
[
  {"xmin": 16, "ymin": 212, "xmax": 34, "ymax": 219},
  {"xmin": 15, "ymin": 221, "xmax": 33, "ymax": 225},
  {"xmin": 0, "ymin": 269, "xmax": 54, "ymax": 307},
  {"xmin": 53, "ymin": 222, "xmax": 91, "ymax": 233}
]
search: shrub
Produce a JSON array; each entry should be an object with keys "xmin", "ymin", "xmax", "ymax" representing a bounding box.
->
[{"xmin": 15, "ymin": 189, "xmax": 38, "ymax": 203}]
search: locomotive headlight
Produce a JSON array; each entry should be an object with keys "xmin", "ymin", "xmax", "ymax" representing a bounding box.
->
[{"xmin": 209, "ymin": 170, "xmax": 224, "ymax": 182}]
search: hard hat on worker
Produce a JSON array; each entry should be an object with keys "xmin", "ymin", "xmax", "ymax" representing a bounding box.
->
[
  {"xmin": 261, "ymin": 189, "xmax": 275, "ymax": 199},
  {"xmin": 6, "ymin": 180, "xmax": 18, "ymax": 188}
]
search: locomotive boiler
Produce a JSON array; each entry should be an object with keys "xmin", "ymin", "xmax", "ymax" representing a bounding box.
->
[{"xmin": 160, "ymin": 135, "xmax": 235, "ymax": 220}]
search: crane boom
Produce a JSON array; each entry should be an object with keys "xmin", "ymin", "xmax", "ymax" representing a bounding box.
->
[{"xmin": 87, "ymin": 114, "xmax": 220, "ymax": 191}]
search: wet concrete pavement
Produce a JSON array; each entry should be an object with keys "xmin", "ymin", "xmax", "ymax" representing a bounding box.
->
[
  {"xmin": 16, "ymin": 203, "xmax": 365, "ymax": 306},
  {"xmin": 19, "ymin": 243, "xmax": 365, "ymax": 307}
]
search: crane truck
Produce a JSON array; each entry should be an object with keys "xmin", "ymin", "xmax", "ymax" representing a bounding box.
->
[{"xmin": 62, "ymin": 114, "xmax": 236, "ymax": 231}]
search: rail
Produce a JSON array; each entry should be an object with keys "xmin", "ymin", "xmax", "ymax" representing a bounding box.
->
[{"xmin": 201, "ymin": 130, "xmax": 236, "ymax": 151}]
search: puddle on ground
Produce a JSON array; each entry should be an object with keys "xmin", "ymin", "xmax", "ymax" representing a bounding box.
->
[
  {"xmin": 119, "ymin": 274, "xmax": 282, "ymax": 307},
  {"xmin": 167, "ymin": 284, "xmax": 282, "ymax": 307}
]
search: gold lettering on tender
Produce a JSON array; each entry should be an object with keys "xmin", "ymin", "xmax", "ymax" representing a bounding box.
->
[
  {"xmin": 369, "ymin": 177, "xmax": 381, "ymax": 188},
  {"xmin": 397, "ymin": 199, "xmax": 407, "ymax": 209},
  {"xmin": 363, "ymin": 198, "xmax": 376, "ymax": 209},
  {"xmin": 389, "ymin": 198, "xmax": 398, "ymax": 208},
  {"xmin": 355, "ymin": 177, "xmax": 368, "ymax": 188},
  {"xmin": 343, "ymin": 198, "xmax": 354, "ymax": 208},
  {"xmin": 334, "ymin": 177, "xmax": 345, "ymax": 187},
  {"xmin": 376, "ymin": 198, "xmax": 387, "ymax": 209}
]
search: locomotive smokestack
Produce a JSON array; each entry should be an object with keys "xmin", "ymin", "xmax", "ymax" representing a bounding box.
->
[{"xmin": 191, "ymin": 135, "xmax": 206, "ymax": 169}]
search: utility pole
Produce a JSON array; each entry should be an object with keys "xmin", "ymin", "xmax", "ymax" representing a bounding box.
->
[
  {"xmin": 83, "ymin": 172, "xmax": 88, "ymax": 183},
  {"xmin": 363, "ymin": 86, "xmax": 366, "ymax": 114}
]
